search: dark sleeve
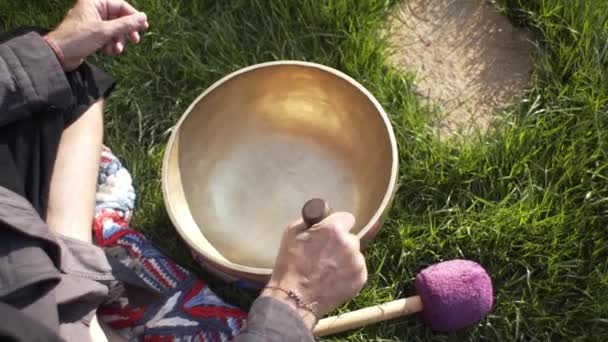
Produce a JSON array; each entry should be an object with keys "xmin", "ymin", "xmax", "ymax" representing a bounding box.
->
[
  {"xmin": 233, "ymin": 296, "xmax": 314, "ymax": 342},
  {"xmin": 0, "ymin": 31, "xmax": 74, "ymax": 127},
  {"xmin": 62, "ymin": 60, "xmax": 116, "ymax": 127}
]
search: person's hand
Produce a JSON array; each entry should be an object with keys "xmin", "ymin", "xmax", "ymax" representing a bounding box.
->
[
  {"xmin": 262, "ymin": 212, "xmax": 368, "ymax": 330},
  {"xmin": 45, "ymin": 0, "xmax": 149, "ymax": 71}
]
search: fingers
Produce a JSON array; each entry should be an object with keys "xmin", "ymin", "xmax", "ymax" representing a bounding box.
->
[
  {"xmin": 315, "ymin": 211, "xmax": 355, "ymax": 233},
  {"xmin": 100, "ymin": 1, "xmax": 148, "ymax": 56},
  {"xmin": 312, "ymin": 212, "xmax": 360, "ymax": 254},
  {"xmin": 288, "ymin": 211, "xmax": 355, "ymax": 235},
  {"xmin": 107, "ymin": 0, "xmax": 138, "ymax": 18},
  {"xmin": 345, "ymin": 232, "xmax": 361, "ymax": 252},
  {"xmin": 107, "ymin": 7, "xmax": 125, "ymax": 56},
  {"xmin": 103, "ymin": 44, "xmax": 114, "ymax": 56},
  {"xmin": 128, "ymin": 31, "xmax": 140, "ymax": 44},
  {"xmin": 101, "ymin": 12, "xmax": 148, "ymax": 51},
  {"xmin": 108, "ymin": 12, "xmax": 147, "ymax": 37},
  {"xmin": 114, "ymin": 35, "xmax": 126, "ymax": 54},
  {"xmin": 286, "ymin": 217, "xmax": 308, "ymax": 236},
  {"xmin": 105, "ymin": 0, "xmax": 149, "ymax": 31},
  {"xmin": 355, "ymin": 253, "xmax": 368, "ymax": 282}
]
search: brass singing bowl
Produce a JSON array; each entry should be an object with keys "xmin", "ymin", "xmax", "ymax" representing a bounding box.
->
[{"xmin": 162, "ymin": 61, "xmax": 398, "ymax": 285}]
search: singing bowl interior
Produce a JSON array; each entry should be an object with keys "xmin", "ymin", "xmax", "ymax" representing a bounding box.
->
[{"xmin": 163, "ymin": 61, "xmax": 397, "ymax": 275}]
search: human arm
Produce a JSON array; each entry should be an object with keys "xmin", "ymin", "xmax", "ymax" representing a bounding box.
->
[
  {"xmin": 0, "ymin": 0, "xmax": 148, "ymax": 128},
  {"xmin": 233, "ymin": 212, "xmax": 368, "ymax": 341}
]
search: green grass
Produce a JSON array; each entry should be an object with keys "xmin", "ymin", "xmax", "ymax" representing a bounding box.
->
[{"xmin": 2, "ymin": 0, "xmax": 608, "ymax": 340}]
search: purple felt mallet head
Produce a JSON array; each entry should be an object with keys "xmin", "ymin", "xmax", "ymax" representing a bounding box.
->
[{"xmin": 414, "ymin": 259, "xmax": 494, "ymax": 332}]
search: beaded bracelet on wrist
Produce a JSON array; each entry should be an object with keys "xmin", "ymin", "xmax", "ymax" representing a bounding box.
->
[{"xmin": 264, "ymin": 285, "xmax": 319, "ymax": 324}]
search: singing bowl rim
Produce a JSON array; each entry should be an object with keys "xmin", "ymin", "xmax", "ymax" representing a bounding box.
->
[{"xmin": 162, "ymin": 60, "xmax": 399, "ymax": 278}]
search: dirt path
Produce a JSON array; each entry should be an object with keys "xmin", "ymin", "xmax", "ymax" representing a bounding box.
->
[{"xmin": 387, "ymin": 0, "xmax": 535, "ymax": 137}]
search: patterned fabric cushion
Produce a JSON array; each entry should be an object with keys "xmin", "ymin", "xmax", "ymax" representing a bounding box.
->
[{"xmin": 94, "ymin": 147, "xmax": 246, "ymax": 341}]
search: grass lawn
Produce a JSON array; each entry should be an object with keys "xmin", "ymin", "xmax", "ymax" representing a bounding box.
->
[{"xmin": 2, "ymin": 0, "xmax": 607, "ymax": 340}]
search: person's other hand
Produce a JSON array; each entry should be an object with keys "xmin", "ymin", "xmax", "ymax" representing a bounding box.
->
[
  {"xmin": 262, "ymin": 212, "xmax": 368, "ymax": 330},
  {"xmin": 45, "ymin": 0, "xmax": 149, "ymax": 71}
]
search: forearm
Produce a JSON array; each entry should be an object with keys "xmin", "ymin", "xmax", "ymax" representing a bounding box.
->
[{"xmin": 46, "ymin": 99, "xmax": 104, "ymax": 243}]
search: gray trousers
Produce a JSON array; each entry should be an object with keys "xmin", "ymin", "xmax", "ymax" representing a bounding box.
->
[{"xmin": 0, "ymin": 186, "xmax": 159, "ymax": 341}]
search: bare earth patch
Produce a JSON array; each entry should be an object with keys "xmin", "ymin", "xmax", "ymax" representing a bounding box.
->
[{"xmin": 387, "ymin": 0, "xmax": 535, "ymax": 137}]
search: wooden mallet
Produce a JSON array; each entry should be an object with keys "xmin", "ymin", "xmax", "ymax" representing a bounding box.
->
[{"xmin": 301, "ymin": 199, "xmax": 494, "ymax": 336}]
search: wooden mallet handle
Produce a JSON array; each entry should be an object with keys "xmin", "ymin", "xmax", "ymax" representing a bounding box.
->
[
  {"xmin": 301, "ymin": 198, "xmax": 331, "ymax": 227},
  {"xmin": 314, "ymin": 296, "xmax": 423, "ymax": 337}
]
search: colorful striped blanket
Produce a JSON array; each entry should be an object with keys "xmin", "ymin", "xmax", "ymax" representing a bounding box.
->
[{"xmin": 94, "ymin": 147, "xmax": 247, "ymax": 342}]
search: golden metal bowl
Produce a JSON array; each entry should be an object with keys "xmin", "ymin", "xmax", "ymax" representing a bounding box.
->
[{"xmin": 162, "ymin": 61, "xmax": 398, "ymax": 287}]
